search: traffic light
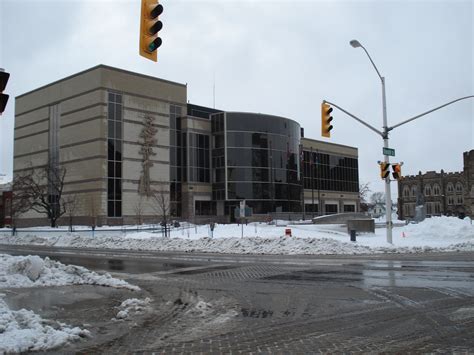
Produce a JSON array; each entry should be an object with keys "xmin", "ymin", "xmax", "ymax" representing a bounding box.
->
[
  {"xmin": 380, "ymin": 162, "xmax": 390, "ymax": 179},
  {"xmin": 321, "ymin": 102, "xmax": 333, "ymax": 138},
  {"xmin": 139, "ymin": 0, "xmax": 163, "ymax": 62},
  {"xmin": 392, "ymin": 163, "xmax": 402, "ymax": 180},
  {"xmin": 0, "ymin": 70, "xmax": 10, "ymax": 115}
]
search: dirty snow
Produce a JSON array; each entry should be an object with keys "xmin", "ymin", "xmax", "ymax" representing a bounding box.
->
[
  {"xmin": 0, "ymin": 254, "xmax": 140, "ymax": 353},
  {"xmin": 114, "ymin": 297, "xmax": 152, "ymax": 320},
  {"xmin": 0, "ymin": 254, "xmax": 139, "ymax": 291},
  {"xmin": 0, "ymin": 216, "xmax": 472, "ymax": 255},
  {"xmin": 0, "ymin": 295, "xmax": 90, "ymax": 353}
]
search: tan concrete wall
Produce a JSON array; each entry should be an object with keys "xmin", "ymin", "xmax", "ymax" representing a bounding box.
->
[
  {"xmin": 13, "ymin": 65, "xmax": 188, "ymax": 226},
  {"xmin": 302, "ymin": 137, "xmax": 358, "ymax": 157},
  {"xmin": 101, "ymin": 67, "xmax": 186, "ymax": 105},
  {"xmin": 182, "ymin": 117, "xmax": 211, "ymax": 132}
]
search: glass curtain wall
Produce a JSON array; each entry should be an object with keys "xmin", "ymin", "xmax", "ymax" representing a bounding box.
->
[
  {"xmin": 169, "ymin": 105, "xmax": 183, "ymax": 217},
  {"xmin": 107, "ymin": 92, "xmax": 123, "ymax": 217},
  {"xmin": 223, "ymin": 113, "xmax": 302, "ymax": 214},
  {"xmin": 302, "ymin": 151, "xmax": 359, "ymax": 193}
]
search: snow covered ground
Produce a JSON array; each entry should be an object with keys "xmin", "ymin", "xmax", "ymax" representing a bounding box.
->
[
  {"xmin": 0, "ymin": 254, "xmax": 140, "ymax": 353},
  {"xmin": 0, "ymin": 216, "xmax": 472, "ymax": 255}
]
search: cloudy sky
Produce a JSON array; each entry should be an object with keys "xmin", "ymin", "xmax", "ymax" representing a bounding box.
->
[{"xmin": 0, "ymin": 0, "xmax": 472, "ymax": 197}]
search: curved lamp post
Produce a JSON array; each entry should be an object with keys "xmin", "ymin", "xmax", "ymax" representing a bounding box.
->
[{"xmin": 350, "ymin": 39, "xmax": 393, "ymax": 244}]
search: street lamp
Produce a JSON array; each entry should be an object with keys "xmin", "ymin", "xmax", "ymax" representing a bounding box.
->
[{"xmin": 350, "ymin": 39, "xmax": 393, "ymax": 244}]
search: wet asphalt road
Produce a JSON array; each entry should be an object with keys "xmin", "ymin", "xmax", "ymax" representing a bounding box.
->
[{"xmin": 1, "ymin": 244, "xmax": 473, "ymax": 354}]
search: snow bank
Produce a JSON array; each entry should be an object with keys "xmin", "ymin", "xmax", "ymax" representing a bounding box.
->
[
  {"xmin": 0, "ymin": 254, "xmax": 139, "ymax": 291},
  {"xmin": 0, "ymin": 217, "xmax": 472, "ymax": 255},
  {"xmin": 0, "ymin": 295, "xmax": 89, "ymax": 353}
]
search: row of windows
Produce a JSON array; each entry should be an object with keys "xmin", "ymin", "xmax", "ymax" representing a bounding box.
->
[
  {"xmin": 224, "ymin": 201, "xmax": 302, "ymax": 215},
  {"xmin": 302, "ymin": 151, "xmax": 358, "ymax": 169},
  {"xmin": 227, "ymin": 131, "xmax": 300, "ymax": 153},
  {"xmin": 188, "ymin": 133, "xmax": 210, "ymax": 183},
  {"xmin": 227, "ymin": 182, "xmax": 301, "ymax": 201},
  {"xmin": 170, "ymin": 105, "xmax": 183, "ymax": 212},
  {"xmin": 107, "ymin": 92, "xmax": 123, "ymax": 218},
  {"xmin": 303, "ymin": 178, "xmax": 359, "ymax": 193},
  {"xmin": 227, "ymin": 167, "xmax": 299, "ymax": 184},
  {"xmin": 302, "ymin": 166, "xmax": 358, "ymax": 186},
  {"xmin": 227, "ymin": 148, "xmax": 299, "ymax": 171},
  {"xmin": 211, "ymin": 113, "xmax": 225, "ymax": 133},
  {"xmin": 403, "ymin": 182, "xmax": 465, "ymax": 198}
]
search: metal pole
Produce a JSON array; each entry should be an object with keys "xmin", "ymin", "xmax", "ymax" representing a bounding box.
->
[
  {"xmin": 311, "ymin": 147, "xmax": 314, "ymax": 218},
  {"xmin": 317, "ymin": 150, "xmax": 321, "ymax": 216},
  {"xmin": 382, "ymin": 77, "xmax": 393, "ymax": 244}
]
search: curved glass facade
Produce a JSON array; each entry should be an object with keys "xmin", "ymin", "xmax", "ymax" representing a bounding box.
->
[{"xmin": 212, "ymin": 112, "xmax": 302, "ymax": 214}]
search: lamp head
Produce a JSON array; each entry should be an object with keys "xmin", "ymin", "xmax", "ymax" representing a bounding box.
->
[{"xmin": 350, "ymin": 40, "xmax": 362, "ymax": 48}]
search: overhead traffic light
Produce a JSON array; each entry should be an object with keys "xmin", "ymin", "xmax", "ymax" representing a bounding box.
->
[
  {"xmin": 392, "ymin": 163, "xmax": 402, "ymax": 180},
  {"xmin": 0, "ymin": 70, "xmax": 10, "ymax": 115},
  {"xmin": 380, "ymin": 162, "xmax": 390, "ymax": 179},
  {"xmin": 321, "ymin": 102, "xmax": 333, "ymax": 138},
  {"xmin": 139, "ymin": 0, "xmax": 163, "ymax": 62}
]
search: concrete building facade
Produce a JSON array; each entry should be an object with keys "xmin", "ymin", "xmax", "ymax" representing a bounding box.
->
[
  {"xmin": 13, "ymin": 65, "xmax": 360, "ymax": 226},
  {"xmin": 397, "ymin": 150, "xmax": 474, "ymax": 220}
]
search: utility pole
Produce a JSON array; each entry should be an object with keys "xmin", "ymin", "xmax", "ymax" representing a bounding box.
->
[{"xmin": 321, "ymin": 39, "xmax": 473, "ymax": 244}]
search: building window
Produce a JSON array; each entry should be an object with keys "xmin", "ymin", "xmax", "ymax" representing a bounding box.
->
[
  {"xmin": 448, "ymin": 196, "xmax": 454, "ymax": 205},
  {"xmin": 447, "ymin": 183, "xmax": 454, "ymax": 194},
  {"xmin": 188, "ymin": 133, "xmax": 210, "ymax": 183},
  {"xmin": 455, "ymin": 183, "xmax": 463, "ymax": 194},
  {"xmin": 426, "ymin": 203, "xmax": 432, "ymax": 215},
  {"xmin": 195, "ymin": 201, "xmax": 216, "ymax": 216},
  {"xmin": 411, "ymin": 186, "xmax": 417, "ymax": 197},
  {"xmin": 169, "ymin": 105, "xmax": 184, "ymax": 217},
  {"xmin": 457, "ymin": 196, "xmax": 464, "ymax": 205},
  {"xmin": 325, "ymin": 204, "xmax": 338, "ymax": 215},
  {"xmin": 403, "ymin": 204, "xmax": 410, "ymax": 217},
  {"xmin": 433, "ymin": 184, "xmax": 440, "ymax": 196},
  {"xmin": 302, "ymin": 151, "xmax": 359, "ymax": 193},
  {"xmin": 403, "ymin": 186, "xmax": 410, "ymax": 198},
  {"xmin": 424, "ymin": 185, "xmax": 432, "ymax": 196},
  {"xmin": 107, "ymin": 92, "xmax": 123, "ymax": 217},
  {"xmin": 343, "ymin": 204, "xmax": 355, "ymax": 212},
  {"xmin": 434, "ymin": 202, "xmax": 441, "ymax": 214}
]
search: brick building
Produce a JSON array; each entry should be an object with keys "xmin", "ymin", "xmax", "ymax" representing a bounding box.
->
[{"xmin": 397, "ymin": 150, "xmax": 474, "ymax": 220}]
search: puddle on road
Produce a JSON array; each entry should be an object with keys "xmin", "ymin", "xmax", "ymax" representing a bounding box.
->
[
  {"xmin": 45, "ymin": 254, "xmax": 195, "ymax": 274},
  {"xmin": 264, "ymin": 269, "xmax": 363, "ymax": 283}
]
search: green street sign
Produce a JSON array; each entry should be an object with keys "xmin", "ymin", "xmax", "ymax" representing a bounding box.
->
[{"xmin": 383, "ymin": 147, "xmax": 395, "ymax": 157}]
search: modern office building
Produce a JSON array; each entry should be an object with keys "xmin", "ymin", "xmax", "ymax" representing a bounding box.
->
[
  {"xmin": 397, "ymin": 150, "xmax": 474, "ymax": 220},
  {"xmin": 13, "ymin": 65, "xmax": 360, "ymax": 226}
]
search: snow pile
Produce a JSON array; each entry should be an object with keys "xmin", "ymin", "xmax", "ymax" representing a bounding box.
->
[
  {"xmin": 0, "ymin": 217, "xmax": 472, "ymax": 255},
  {"xmin": 0, "ymin": 254, "xmax": 139, "ymax": 291},
  {"xmin": 115, "ymin": 298, "xmax": 152, "ymax": 320},
  {"xmin": 403, "ymin": 216, "xmax": 473, "ymax": 241},
  {"xmin": 0, "ymin": 295, "xmax": 89, "ymax": 353}
]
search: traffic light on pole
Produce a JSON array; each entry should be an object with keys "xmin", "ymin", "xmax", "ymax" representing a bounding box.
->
[
  {"xmin": 321, "ymin": 102, "xmax": 333, "ymax": 138},
  {"xmin": 0, "ymin": 70, "xmax": 10, "ymax": 115},
  {"xmin": 139, "ymin": 0, "xmax": 163, "ymax": 62},
  {"xmin": 380, "ymin": 162, "xmax": 390, "ymax": 179},
  {"xmin": 392, "ymin": 163, "xmax": 402, "ymax": 180}
]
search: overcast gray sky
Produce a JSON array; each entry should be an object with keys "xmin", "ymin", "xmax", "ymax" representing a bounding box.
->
[{"xmin": 0, "ymin": 0, "xmax": 473, "ymax": 197}]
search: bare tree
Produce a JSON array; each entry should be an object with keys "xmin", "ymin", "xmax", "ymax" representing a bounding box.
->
[
  {"xmin": 64, "ymin": 194, "xmax": 78, "ymax": 232},
  {"xmin": 10, "ymin": 171, "xmax": 35, "ymax": 232},
  {"xmin": 151, "ymin": 186, "xmax": 170, "ymax": 237},
  {"xmin": 134, "ymin": 194, "xmax": 145, "ymax": 227},
  {"xmin": 359, "ymin": 182, "xmax": 371, "ymax": 212},
  {"xmin": 370, "ymin": 192, "xmax": 385, "ymax": 205},
  {"xmin": 24, "ymin": 165, "xmax": 67, "ymax": 228}
]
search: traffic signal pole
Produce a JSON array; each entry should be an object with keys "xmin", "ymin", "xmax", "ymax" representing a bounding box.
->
[{"xmin": 381, "ymin": 76, "xmax": 393, "ymax": 244}]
